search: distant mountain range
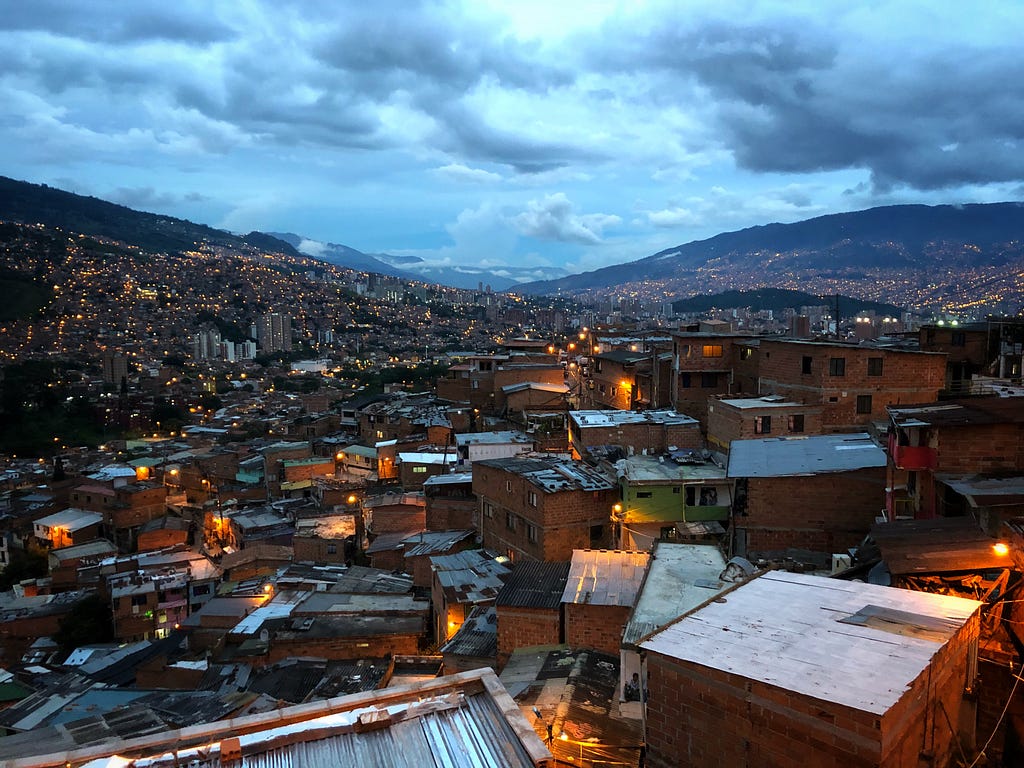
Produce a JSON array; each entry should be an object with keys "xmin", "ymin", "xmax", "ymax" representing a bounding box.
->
[
  {"xmin": 265, "ymin": 232, "xmax": 565, "ymax": 292},
  {"xmin": 517, "ymin": 202, "xmax": 1024, "ymax": 311},
  {"xmin": 0, "ymin": 176, "xmax": 561, "ymax": 292}
]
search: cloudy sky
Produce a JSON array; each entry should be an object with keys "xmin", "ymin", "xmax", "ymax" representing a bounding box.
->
[{"xmin": 3, "ymin": 1, "xmax": 1023, "ymax": 278}]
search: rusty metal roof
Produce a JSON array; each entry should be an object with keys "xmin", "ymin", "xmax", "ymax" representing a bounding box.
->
[{"xmin": 870, "ymin": 516, "xmax": 1009, "ymax": 575}]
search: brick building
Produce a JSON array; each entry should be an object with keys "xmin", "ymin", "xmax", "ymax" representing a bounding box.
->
[
  {"xmin": 887, "ymin": 397, "xmax": 1024, "ymax": 527},
  {"xmin": 423, "ymin": 473, "xmax": 476, "ymax": 530},
  {"xmin": 589, "ymin": 350, "xmax": 651, "ymax": 410},
  {"xmin": 568, "ymin": 409, "xmax": 703, "ymax": 461},
  {"xmin": 640, "ymin": 572, "xmax": 982, "ymax": 768},
  {"xmin": 561, "ymin": 549, "xmax": 648, "ymax": 656},
  {"xmin": 32, "ymin": 508, "xmax": 102, "ymax": 549},
  {"xmin": 292, "ymin": 514, "xmax": 355, "ymax": 564},
  {"xmin": 670, "ymin": 332, "xmax": 757, "ymax": 426},
  {"xmin": 756, "ymin": 339, "xmax": 946, "ymax": 431},
  {"xmin": 474, "ymin": 456, "xmax": 617, "ymax": 562},
  {"xmin": 728, "ymin": 433, "xmax": 887, "ymax": 557},
  {"xmin": 495, "ymin": 560, "xmax": 570, "ymax": 669},
  {"xmin": 707, "ymin": 395, "xmax": 823, "ymax": 452}
]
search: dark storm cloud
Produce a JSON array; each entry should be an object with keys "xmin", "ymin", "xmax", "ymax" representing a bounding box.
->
[
  {"xmin": 595, "ymin": 15, "xmax": 1024, "ymax": 192},
  {"xmin": 3, "ymin": 0, "xmax": 234, "ymax": 44},
  {"xmin": 433, "ymin": 105, "xmax": 606, "ymax": 174}
]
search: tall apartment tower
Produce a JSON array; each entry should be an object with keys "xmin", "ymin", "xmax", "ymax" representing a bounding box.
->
[
  {"xmin": 101, "ymin": 352, "xmax": 130, "ymax": 385},
  {"xmin": 257, "ymin": 313, "xmax": 293, "ymax": 353}
]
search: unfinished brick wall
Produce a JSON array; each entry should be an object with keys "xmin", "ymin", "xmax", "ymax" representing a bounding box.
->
[
  {"xmin": 737, "ymin": 468, "xmax": 886, "ymax": 556},
  {"xmin": 475, "ymin": 462, "xmax": 615, "ymax": 562},
  {"xmin": 644, "ymin": 611, "xmax": 979, "ymax": 768},
  {"xmin": 266, "ymin": 632, "xmax": 421, "ymax": 663},
  {"xmin": 575, "ymin": 420, "xmax": 704, "ymax": 456},
  {"xmin": 707, "ymin": 400, "xmax": 823, "ymax": 451},
  {"xmin": 564, "ymin": 603, "xmax": 629, "ymax": 656},
  {"xmin": 757, "ymin": 341, "xmax": 946, "ymax": 430},
  {"xmin": 934, "ymin": 423, "xmax": 1024, "ymax": 474},
  {"xmin": 496, "ymin": 605, "xmax": 562, "ymax": 668},
  {"xmin": 425, "ymin": 496, "xmax": 477, "ymax": 530}
]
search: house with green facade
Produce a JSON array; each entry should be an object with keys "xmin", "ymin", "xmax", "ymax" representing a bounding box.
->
[{"xmin": 614, "ymin": 454, "xmax": 731, "ymax": 550}]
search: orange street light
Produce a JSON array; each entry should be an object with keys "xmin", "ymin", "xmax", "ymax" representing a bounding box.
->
[{"xmin": 993, "ymin": 542, "xmax": 1010, "ymax": 556}]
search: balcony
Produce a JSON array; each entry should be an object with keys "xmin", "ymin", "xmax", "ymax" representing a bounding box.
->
[{"xmin": 889, "ymin": 435, "xmax": 936, "ymax": 471}]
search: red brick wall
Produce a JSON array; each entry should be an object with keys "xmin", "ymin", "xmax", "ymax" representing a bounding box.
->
[
  {"xmin": 574, "ymin": 421, "xmax": 703, "ymax": 457},
  {"xmin": 934, "ymin": 423, "xmax": 1024, "ymax": 474},
  {"xmin": 369, "ymin": 548, "xmax": 405, "ymax": 572},
  {"xmin": 369, "ymin": 504, "xmax": 426, "ymax": 534},
  {"xmin": 757, "ymin": 341, "xmax": 946, "ymax": 430},
  {"xmin": 738, "ymin": 468, "xmax": 886, "ymax": 555},
  {"xmin": 425, "ymin": 497, "xmax": 476, "ymax": 530},
  {"xmin": 293, "ymin": 536, "xmax": 346, "ymax": 564},
  {"xmin": 645, "ymin": 651, "xmax": 882, "ymax": 768},
  {"xmin": 707, "ymin": 400, "xmax": 823, "ymax": 451},
  {"xmin": 137, "ymin": 528, "xmax": 189, "ymax": 552},
  {"xmin": 282, "ymin": 459, "xmax": 334, "ymax": 483},
  {"xmin": 564, "ymin": 603, "xmax": 629, "ymax": 656},
  {"xmin": 266, "ymin": 633, "xmax": 421, "ymax": 663},
  {"xmin": 475, "ymin": 462, "xmax": 615, "ymax": 562},
  {"xmin": 496, "ymin": 605, "xmax": 562, "ymax": 668}
]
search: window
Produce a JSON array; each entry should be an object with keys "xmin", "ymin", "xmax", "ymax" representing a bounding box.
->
[
  {"xmin": 701, "ymin": 372, "xmax": 718, "ymax": 388},
  {"xmin": 680, "ymin": 373, "xmax": 692, "ymax": 388},
  {"xmin": 506, "ymin": 480, "xmax": 512, "ymax": 492},
  {"xmin": 483, "ymin": 501, "xmax": 494, "ymax": 519},
  {"xmin": 678, "ymin": 344, "xmax": 691, "ymax": 358},
  {"xmin": 801, "ymin": 356, "xmax": 812, "ymax": 375},
  {"xmin": 637, "ymin": 491, "xmax": 653, "ymax": 499},
  {"xmin": 788, "ymin": 414, "xmax": 804, "ymax": 433},
  {"xmin": 506, "ymin": 512, "xmax": 517, "ymax": 531},
  {"xmin": 754, "ymin": 415, "xmax": 772, "ymax": 434},
  {"xmin": 589, "ymin": 524, "xmax": 604, "ymax": 545},
  {"xmin": 739, "ymin": 347, "xmax": 753, "ymax": 360},
  {"xmin": 868, "ymin": 357, "xmax": 883, "ymax": 376},
  {"xmin": 326, "ymin": 543, "xmax": 337, "ymax": 554},
  {"xmin": 828, "ymin": 357, "xmax": 846, "ymax": 376},
  {"xmin": 528, "ymin": 491, "xmax": 538, "ymax": 507},
  {"xmin": 702, "ymin": 344, "xmax": 723, "ymax": 358},
  {"xmin": 193, "ymin": 583, "xmax": 211, "ymax": 596},
  {"xmin": 951, "ymin": 331, "xmax": 966, "ymax": 347},
  {"xmin": 412, "ymin": 466, "xmax": 427, "ymax": 473},
  {"xmin": 376, "ymin": 430, "xmax": 384, "ymax": 439},
  {"xmin": 672, "ymin": 486, "xmax": 681, "ymax": 494},
  {"xmin": 471, "ymin": 380, "xmax": 479, "ymax": 389},
  {"xmin": 856, "ymin": 394, "xmax": 873, "ymax": 414},
  {"xmin": 594, "ymin": 359, "xmax": 603, "ymax": 373},
  {"xmin": 527, "ymin": 523, "xmax": 539, "ymax": 543}
]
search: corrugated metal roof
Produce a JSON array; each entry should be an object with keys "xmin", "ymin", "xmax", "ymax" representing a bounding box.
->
[
  {"xmin": 870, "ymin": 516, "xmax": 1010, "ymax": 575},
  {"xmin": 33, "ymin": 671, "xmax": 549, "ymax": 768},
  {"xmin": 440, "ymin": 605, "xmax": 497, "ymax": 659},
  {"xmin": 889, "ymin": 397, "xmax": 1024, "ymax": 428},
  {"xmin": 432, "ymin": 551, "xmax": 511, "ymax": 604},
  {"xmin": 496, "ymin": 561, "xmax": 571, "ymax": 609},
  {"xmin": 569, "ymin": 409, "xmax": 698, "ymax": 429},
  {"xmin": 402, "ymin": 530, "xmax": 475, "ymax": 557},
  {"xmin": 561, "ymin": 549, "xmax": 649, "ymax": 607},
  {"xmin": 727, "ymin": 433, "xmax": 886, "ymax": 478}
]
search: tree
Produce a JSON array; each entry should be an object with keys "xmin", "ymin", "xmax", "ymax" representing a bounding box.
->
[{"xmin": 53, "ymin": 593, "xmax": 114, "ymax": 657}]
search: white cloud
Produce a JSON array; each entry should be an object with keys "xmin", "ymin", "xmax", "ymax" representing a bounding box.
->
[
  {"xmin": 434, "ymin": 163, "xmax": 502, "ymax": 184},
  {"xmin": 512, "ymin": 193, "xmax": 621, "ymax": 245}
]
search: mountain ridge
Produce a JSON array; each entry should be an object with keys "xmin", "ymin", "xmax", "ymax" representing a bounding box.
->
[{"xmin": 516, "ymin": 201, "xmax": 1024, "ymax": 311}]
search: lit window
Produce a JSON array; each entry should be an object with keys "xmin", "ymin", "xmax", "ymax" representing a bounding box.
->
[
  {"xmin": 754, "ymin": 415, "xmax": 772, "ymax": 434},
  {"xmin": 702, "ymin": 344, "xmax": 723, "ymax": 358}
]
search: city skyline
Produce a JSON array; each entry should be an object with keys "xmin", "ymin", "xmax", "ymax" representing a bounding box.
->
[{"xmin": 3, "ymin": 1, "xmax": 1024, "ymax": 281}]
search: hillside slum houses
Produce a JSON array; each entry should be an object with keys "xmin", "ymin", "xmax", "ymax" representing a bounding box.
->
[{"xmin": 2, "ymin": 331, "xmax": 1024, "ymax": 766}]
